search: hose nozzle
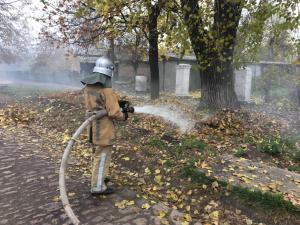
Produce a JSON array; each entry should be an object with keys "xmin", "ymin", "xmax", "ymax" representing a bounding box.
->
[{"xmin": 119, "ymin": 100, "xmax": 134, "ymax": 114}]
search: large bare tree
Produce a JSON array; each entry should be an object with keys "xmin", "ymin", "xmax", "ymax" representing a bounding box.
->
[{"xmin": 0, "ymin": 0, "xmax": 29, "ymax": 63}]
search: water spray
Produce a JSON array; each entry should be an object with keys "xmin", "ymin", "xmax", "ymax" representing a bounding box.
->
[{"xmin": 134, "ymin": 105, "xmax": 195, "ymax": 132}]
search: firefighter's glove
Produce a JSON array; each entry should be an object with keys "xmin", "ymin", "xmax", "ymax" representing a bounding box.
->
[
  {"xmin": 119, "ymin": 100, "xmax": 134, "ymax": 120},
  {"xmin": 124, "ymin": 112, "xmax": 129, "ymax": 121},
  {"xmin": 118, "ymin": 100, "xmax": 129, "ymax": 110}
]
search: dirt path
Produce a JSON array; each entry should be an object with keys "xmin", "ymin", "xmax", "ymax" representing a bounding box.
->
[
  {"xmin": 0, "ymin": 126, "xmax": 192, "ymax": 225},
  {"xmin": 201, "ymin": 154, "xmax": 300, "ymax": 206}
]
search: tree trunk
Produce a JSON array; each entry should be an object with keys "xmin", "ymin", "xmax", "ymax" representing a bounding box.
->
[
  {"xmin": 132, "ymin": 61, "xmax": 139, "ymax": 76},
  {"xmin": 264, "ymin": 38, "xmax": 275, "ymax": 103},
  {"xmin": 148, "ymin": 4, "xmax": 160, "ymax": 100},
  {"xmin": 264, "ymin": 80, "xmax": 272, "ymax": 103},
  {"xmin": 296, "ymin": 84, "xmax": 300, "ymax": 107},
  {"xmin": 181, "ymin": 0, "xmax": 242, "ymax": 109},
  {"xmin": 108, "ymin": 38, "xmax": 118, "ymax": 80},
  {"xmin": 200, "ymin": 61, "xmax": 239, "ymax": 109}
]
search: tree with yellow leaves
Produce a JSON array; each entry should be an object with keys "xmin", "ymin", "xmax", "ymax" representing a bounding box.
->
[{"xmin": 40, "ymin": 0, "xmax": 181, "ymax": 99}]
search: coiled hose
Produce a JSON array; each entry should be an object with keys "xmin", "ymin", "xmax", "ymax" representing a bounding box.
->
[{"xmin": 59, "ymin": 110, "xmax": 107, "ymax": 225}]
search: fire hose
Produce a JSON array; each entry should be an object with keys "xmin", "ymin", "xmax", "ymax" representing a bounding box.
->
[
  {"xmin": 59, "ymin": 110, "xmax": 107, "ymax": 225},
  {"xmin": 59, "ymin": 101, "xmax": 134, "ymax": 225}
]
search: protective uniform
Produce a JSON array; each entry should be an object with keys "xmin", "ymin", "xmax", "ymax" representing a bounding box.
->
[{"xmin": 81, "ymin": 57, "xmax": 125, "ymax": 194}]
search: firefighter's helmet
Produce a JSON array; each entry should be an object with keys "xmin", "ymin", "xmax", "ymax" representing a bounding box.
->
[
  {"xmin": 81, "ymin": 57, "xmax": 114, "ymax": 86},
  {"xmin": 93, "ymin": 57, "xmax": 114, "ymax": 77}
]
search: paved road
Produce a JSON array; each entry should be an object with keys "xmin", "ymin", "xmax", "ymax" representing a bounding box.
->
[{"xmin": 0, "ymin": 127, "xmax": 183, "ymax": 225}]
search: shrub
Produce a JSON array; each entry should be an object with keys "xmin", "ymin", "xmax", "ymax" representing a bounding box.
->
[
  {"xmin": 256, "ymin": 136, "xmax": 295, "ymax": 156},
  {"xmin": 234, "ymin": 148, "xmax": 248, "ymax": 157},
  {"xmin": 181, "ymin": 138, "xmax": 206, "ymax": 151},
  {"xmin": 147, "ymin": 138, "xmax": 167, "ymax": 149},
  {"xmin": 169, "ymin": 138, "xmax": 206, "ymax": 156},
  {"xmin": 293, "ymin": 151, "xmax": 300, "ymax": 163},
  {"xmin": 132, "ymin": 116, "xmax": 140, "ymax": 124},
  {"xmin": 288, "ymin": 166, "xmax": 300, "ymax": 172}
]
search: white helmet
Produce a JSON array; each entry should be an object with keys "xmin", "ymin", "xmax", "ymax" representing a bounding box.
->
[{"xmin": 93, "ymin": 57, "xmax": 114, "ymax": 77}]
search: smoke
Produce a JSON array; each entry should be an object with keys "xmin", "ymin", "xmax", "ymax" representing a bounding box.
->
[
  {"xmin": 0, "ymin": 36, "xmax": 83, "ymax": 91},
  {"xmin": 0, "ymin": 71, "xmax": 82, "ymax": 91},
  {"xmin": 134, "ymin": 105, "xmax": 195, "ymax": 132}
]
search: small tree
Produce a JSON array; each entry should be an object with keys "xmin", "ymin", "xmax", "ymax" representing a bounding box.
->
[{"xmin": 116, "ymin": 30, "xmax": 148, "ymax": 77}]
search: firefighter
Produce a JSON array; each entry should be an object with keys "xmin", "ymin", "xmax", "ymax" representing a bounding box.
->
[{"xmin": 81, "ymin": 57, "xmax": 131, "ymax": 195}]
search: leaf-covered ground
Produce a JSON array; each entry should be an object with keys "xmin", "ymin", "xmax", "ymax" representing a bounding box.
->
[{"xmin": 1, "ymin": 87, "xmax": 300, "ymax": 225}]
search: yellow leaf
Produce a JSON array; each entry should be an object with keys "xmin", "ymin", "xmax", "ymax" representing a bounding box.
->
[
  {"xmin": 184, "ymin": 214, "xmax": 192, "ymax": 222},
  {"xmin": 127, "ymin": 200, "xmax": 135, "ymax": 206},
  {"xmin": 62, "ymin": 133, "xmax": 70, "ymax": 144},
  {"xmin": 160, "ymin": 159, "xmax": 167, "ymax": 165},
  {"xmin": 161, "ymin": 220, "xmax": 170, "ymax": 225},
  {"xmin": 204, "ymin": 204, "xmax": 212, "ymax": 213},
  {"xmin": 44, "ymin": 107, "xmax": 53, "ymax": 112},
  {"xmin": 246, "ymin": 219, "xmax": 253, "ymax": 225},
  {"xmin": 155, "ymin": 169, "xmax": 161, "ymax": 174},
  {"xmin": 122, "ymin": 156, "xmax": 130, "ymax": 161},
  {"xmin": 228, "ymin": 178, "xmax": 235, "ymax": 183},
  {"xmin": 241, "ymin": 177, "xmax": 252, "ymax": 184},
  {"xmin": 115, "ymin": 200, "xmax": 127, "ymax": 209},
  {"xmin": 210, "ymin": 210, "xmax": 219, "ymax": 220},
  {"xmin": 181, "ymin": 222, "xmax": 189, "ymax": 225},
  {"xmin": 145, "ymin": 167, "xmax": 151, "ymax": 175},
  {"xmin": 68, "ymin": 192, "xmax": 76, "ymax": 197},
  {"xmin": 141, "ymin": 203, "xmax": 151, "ymax": 209},
  {"xmin": 142, "ymin": 195, "xmax": 148, "ymax": 199},
  {"xmin": 53, "ymin": 196, "xmax": 60, "ymax": 202},
  {"xmin": 247, "ymin": 166, "xmax": 257, "ymax": 171},
  {"xmin": 154, "ymin": 175, "xmax": 162, "ymax": 184},
  {"xmin": 158, "ymin": 211, "xmax": 166, "ymax": 218}
]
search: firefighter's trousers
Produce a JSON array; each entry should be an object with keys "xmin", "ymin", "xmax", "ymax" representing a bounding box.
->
[{"xmin": 91, "ymin": 145, "xmax": 112, "ymax": 193}]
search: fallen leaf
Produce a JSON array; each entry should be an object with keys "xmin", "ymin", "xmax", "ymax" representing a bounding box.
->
[
  {"xmin": 68, "ymin": 192, "xmax": 76, "ymax": 197},
  {"xmin": 141, "ymin": 203, "xmax": 151, "ymax": 209},
  {"xmin": 158, "ymin": 211, "xmax": 166, "ymax": 218},
  {"xmin": 209, "ymin": 210, "xmax": 219, "ymax": 222},
  {"xmin": 246, "ymin": 219, "xmax": 253, "ymax": 225},
  {"xmin": 155, "ymin": 169, "xmax": 161, "ymax": 174}
]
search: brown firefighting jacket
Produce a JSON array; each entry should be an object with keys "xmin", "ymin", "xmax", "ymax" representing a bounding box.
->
[{"xmin": 84, "ymin": 84, "xmax": 124, "ymax": 146}]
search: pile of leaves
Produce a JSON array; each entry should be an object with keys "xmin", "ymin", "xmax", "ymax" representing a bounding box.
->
[
  {"xmin": 196, "ymin": 109, "xmax": 281, "ymax": 136},
  {"xmin": 0, "ymin": 105, "xmax": 37, "ymax": 127}
]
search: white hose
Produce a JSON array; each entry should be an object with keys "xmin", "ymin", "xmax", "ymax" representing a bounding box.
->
[{"xmin": 59, "ymin": 110, "xmax": 107, "ymax": 225}]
